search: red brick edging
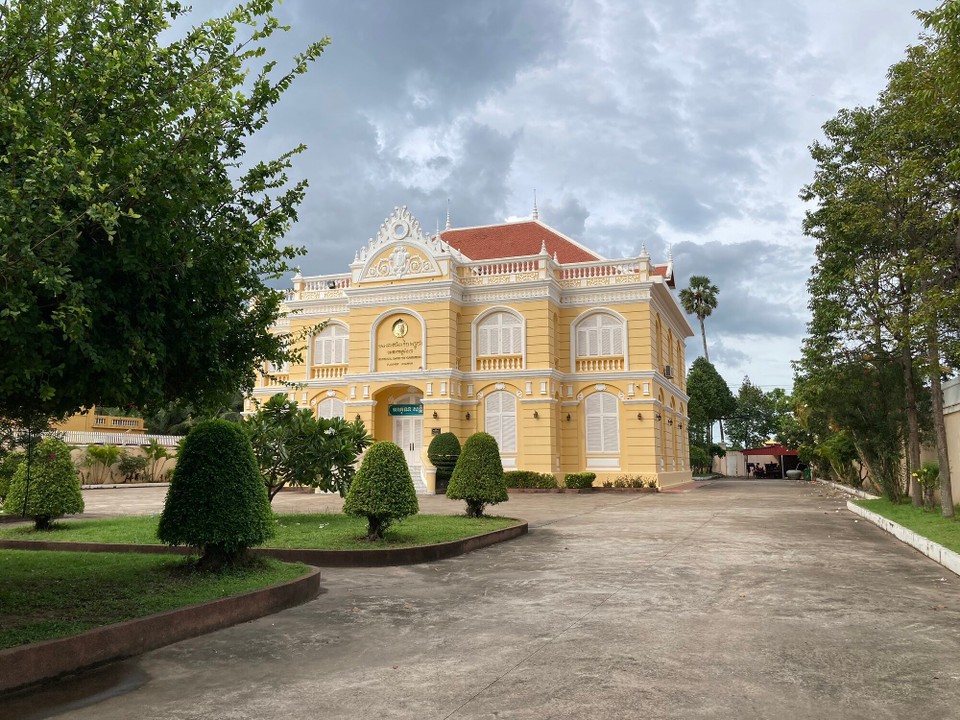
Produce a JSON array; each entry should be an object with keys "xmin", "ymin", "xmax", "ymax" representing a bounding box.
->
[
  {"xmin": 0, "ymin": 567, "xmax": 322, "ymax": 695},
  {"xmin": 0, "ymin": 521, "xmax": 529, "ymax": 567}
]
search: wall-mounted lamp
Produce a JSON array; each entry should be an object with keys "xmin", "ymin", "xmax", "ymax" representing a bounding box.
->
[
  {"xmin": 465, "ymin": 412, "xmax": 471, "ymax": 420},
  {"xmin": 678, "ymin": 422, "xmax": 683, "ymax": 430},
  {"xmin": 566, "ymin": 413, "xmax": 571, "ymax": 422},
  {"xmin": 355, "ymin": 414, "xmax": 361, "ymax": 422},
  {"xmin": 533, "ymin": 411, "xmax": 540, "ymax": 419},
  {"xmin": 432, "ymin": 411, "xmax": 439, "ymax": 419},
  {"xmin": 667, "ymin": 419, "xmax": 673, "ymax": 426},
  {"xmin": 655, "ymin": 412, "xmax": 662, "ymax": 421},
  {"xmin": 636, "ymin": 412, "xmax": 643, "ymax": 421}
]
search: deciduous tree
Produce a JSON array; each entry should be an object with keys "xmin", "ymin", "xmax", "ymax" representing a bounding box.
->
[{"xmin": 0, "ymin": 0, "xmax": 327, "ymax": 424}]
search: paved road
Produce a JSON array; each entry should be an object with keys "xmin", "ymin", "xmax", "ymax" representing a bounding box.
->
[{"xmin": 7, "ymin": 480, "xmax": 960, "ymax": 719}]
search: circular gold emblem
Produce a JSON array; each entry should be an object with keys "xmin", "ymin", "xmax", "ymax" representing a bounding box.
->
[{"xmin": 392, "ymin": 319, "xmax": 408, "ymax": 338}]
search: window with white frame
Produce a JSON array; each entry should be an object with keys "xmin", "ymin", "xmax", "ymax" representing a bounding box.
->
[
  {"xmin": 317, "ymin": 397, "xmax": 345, "ymax": 419},
  {"xmin": 477, "ymin": 312, "xmax": 523, "ymax": 356},
  {"xmin": 576, "ymin": 313, "xmax": 624, "ymax": 357},
  {"xmin": 485, "ymin": 391, "xmax": 517, "ymax": 454},
  {"xmin": 314, "ymin": 324, "xmax": 349, "ymax": 365},
  {"xmin": 585, "ymin": 392, "xmax": 619, "ymax": 453}
]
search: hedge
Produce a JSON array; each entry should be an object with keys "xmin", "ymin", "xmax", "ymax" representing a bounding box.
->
[
  {"xmin": 503, "ymin": 470, "xmax": 558, "ymax": 489},
  {"xmin": 564, "ymin": 472, "xmax": 597, "ymax": 489}
]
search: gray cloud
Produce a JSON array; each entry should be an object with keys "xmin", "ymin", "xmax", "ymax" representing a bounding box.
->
[{"xmin": 179, "ymin": 0, "xmax": 936, "ymax": 390}]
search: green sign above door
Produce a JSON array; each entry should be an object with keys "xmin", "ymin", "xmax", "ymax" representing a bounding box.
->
[{"xmin": 389, "ymin": 403, "xmax": 423, "ymax": 416}]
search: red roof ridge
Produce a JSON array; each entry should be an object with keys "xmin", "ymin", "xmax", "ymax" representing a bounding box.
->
[{"xmin": 441, "ymin": 218, "xmax": 604, "ymax": 265}]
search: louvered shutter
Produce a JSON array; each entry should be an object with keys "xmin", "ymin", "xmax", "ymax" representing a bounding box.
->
[
  {"xmin": 478, "ymin": 325, "xmax": 491, "ymax": 356},
  {"xmin": 585, "ymin": 394, "xmax": 603, "ymax": 452},
  {"xmin": 485, "ymin": 391, "xmax": 501, "ymax": 445},
  {"xmin": 577, "ymin": 328, "xmax": 589, "ymax": 357},
  {"xmin": 500, "ymin": 393, "xmax": 517, "ymax": 452}
]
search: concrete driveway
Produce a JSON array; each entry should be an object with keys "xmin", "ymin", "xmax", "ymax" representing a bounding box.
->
[{"xmin": 8, "ymin": 480, "xmax": 960, "ymax": 719}]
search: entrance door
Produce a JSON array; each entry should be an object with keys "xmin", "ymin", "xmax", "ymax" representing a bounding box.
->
[{"xmin": 393, "ymin": 416, "xmax": 424, "ymax": 489}]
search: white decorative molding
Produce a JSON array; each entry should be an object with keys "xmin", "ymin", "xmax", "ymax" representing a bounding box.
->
[
  {"xmin": 560, "ymin": 289, "xmax": 651, "ymax": 306},
  {"xmin": 595, "ymin": 384, "xmax": 606, "ymax": 391},
  {"xmin": 495, "ymin": 382, "xmax": 505, "ymax": 390},
  {"xmin": 360, "ymin": 243, "xmax": 441, "ymax": 282}
]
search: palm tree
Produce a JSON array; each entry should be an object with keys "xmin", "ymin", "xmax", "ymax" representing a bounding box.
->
[{"xmin": 679, "ymin": 275, "xmax": 719, "ymax": 362}]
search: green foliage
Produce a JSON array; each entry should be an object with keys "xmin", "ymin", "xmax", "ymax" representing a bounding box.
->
[
  {"xmin": 726, "ymin": 379, "xmax": 793, "ymax": 449},
  {"xmin": 427, "ymin": 432, "xmax": 461, "ymax": 486},
  {"xmin": 686, "ymin": 358, "xmax": 735, "ymax": 446},
  {"xmin": 157, "ymin": 419, "xmax": 274, "ymax": 567},
  {"xmin": 0, "ymin": 451, "xmax": 25, "ymax": 502},
  {"xmin": 612, "ymin": 474, "xmax": 658, "ymax": 489},
  {"xmin": 83, "ymin": 444, "xmax": 121, "ymax": 484},
  {"xmin": 447, "ymin": 432, "xmax": 508, "ymax": 517},
  {"xmin": 563, "ymin": 472, "xmax": 597, "ymax": 489},
  {"xmin": 244, "ymin": 393, "xmax": 373, "ymax": 501},
  {"xmin": 913, "ymin": 461, "xmax": 941, "ymax": 510},
  {"xmin": 117, "ymin": 452, "xmax": 149, "ymax": 482},
  {"xmin": 140, "ymin": 438, "xmax": 172, "ymax": 483},
  {"xmin": 679, "ymin": 275, "xmax": 719, "ymax": 362},
  {"xmin": 689, "ymin": 446, "xmax": 712, "ymax": 474},
  {"xmin": 342, "ymin": 442, "xmax": 419, "ymax": 541},
  {"xmin": 503, "ymin": 470, "xmax": 558, "ymax": 489},
  {"xmin": 0, "ymin": 0, "xmax": 328, "ymax": 424},
  {"xmin": 5, "ymin": 438, "xmax": 84, "ymax": 529}
]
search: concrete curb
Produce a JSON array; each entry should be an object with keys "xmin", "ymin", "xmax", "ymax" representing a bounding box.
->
[
  {"xmin": 818, "ymin": 480, "xmax": 880, "ymax": 500},
  {"xmin": 0, "ymin": 521, "xmax": 528, "ymax": 567},
  {"xmin": 0, "ymin": 566, "xmax": 322, "ymax": 695},
  {"xmin": 82, "ymin": 482, "xmax": 170, "ymax": 490},
  {"xmin": 846, "ymin": 500, "xmax": 960, "ymax": 577}
]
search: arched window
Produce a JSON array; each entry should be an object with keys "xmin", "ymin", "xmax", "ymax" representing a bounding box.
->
[
  {"xmin": 576, "ymin": 314, "xmax": 624, "ymax": 358},
  {"xmin": 477, "ymin": 312, "xmax": 523, "ymax": 357},
  {"xmin": 317, "ymin": 397, "xmax": 345, "ymax": 419},
  {"xmin": 585, "ymin": 392, "xmax": 619, "ymax": 453},
  {"xmin": 485, "ymin": 391, "xmax": 517, "ymax": 454},
  {"xmin": 314, "ymin": 324, "xmax": 349, "ymax": 365}
]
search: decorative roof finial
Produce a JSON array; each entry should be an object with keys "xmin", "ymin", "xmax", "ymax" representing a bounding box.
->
[
  {"xmin": 445, "ymin": 199, "xmax": 451, "ymax": 230},
  {"xmin": 532, "ymin": 189, "xmax": 539, "ymax": 220},
  {"xmin": 639, "ymin": 243, "xmax": 649, "ymax": 258},
  {"xmin": 539, "ymin": 238, "xmax": 549, "ymax": 255}
]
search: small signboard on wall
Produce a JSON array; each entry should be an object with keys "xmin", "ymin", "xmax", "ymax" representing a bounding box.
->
[
  {"xmin": 389, "ymin": 403, "xmax": 423, "ymax": 416},
  {"xmin": 431, "ymin": 428, "xmax": 441, "ymax": 436}
]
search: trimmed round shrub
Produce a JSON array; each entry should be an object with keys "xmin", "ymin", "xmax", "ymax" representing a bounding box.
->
[
  {"xmin": 343, "ymin": 441, "xmax": 419, "ymax": 540},
  {"xmin": 5, "ymin": 439, "xmax": 83, "ymax": 529},
  {"xmin": 427, "ymin": 432, "xmax": 461, "ymax": 491},
  {"xmin": 503, "ymin": 470, "xmax": 558, "ymax": 489},
  {"xmin": 0, "ymin": 451, "xmax": 25, "ymax": 503},
  {"xmin": 157, "ymin": 419, "xmax": 274, "ymax": 568},
  {"xmin": 564, "ymin": 472, "xmax": 597, "ymax": 489},
  {"xmin": 446, "ymin": 432, "xmax": 508, "ymax": 518}
]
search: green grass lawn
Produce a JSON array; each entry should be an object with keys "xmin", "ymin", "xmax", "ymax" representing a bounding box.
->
[
  {"xmin": 0, "ymin": 513, "xmax": 520, "ymax": 550},
  {"xmin": 856, "ymin": 498, "xmax": 960, "ymax": 554},
  {"xmin": 0, "ymin": 551, "xmax": 308, "ymax": 650}
]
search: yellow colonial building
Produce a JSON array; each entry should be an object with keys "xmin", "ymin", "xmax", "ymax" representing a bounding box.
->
[{"xmin": 248, "ymin": 206, "xmax": 694, "ymax": 492}]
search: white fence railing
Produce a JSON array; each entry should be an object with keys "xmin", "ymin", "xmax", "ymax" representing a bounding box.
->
[{"xmin": 62, "ymin": 431, "xmax": 182, "ymax": 448}]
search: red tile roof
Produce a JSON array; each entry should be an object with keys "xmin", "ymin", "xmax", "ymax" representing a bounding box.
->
[{"xmin": 441, "ymin": 220, "xmax": 602, "ymax": 264}]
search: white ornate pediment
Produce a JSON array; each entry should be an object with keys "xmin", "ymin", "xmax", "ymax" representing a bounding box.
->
[
  {"xmin": 361, "ymin": 243, "xmax": 438, "ymax": 281},
  {"xmin": 353, "ymin": 206, "xmax": 464, "ymax": 284}
]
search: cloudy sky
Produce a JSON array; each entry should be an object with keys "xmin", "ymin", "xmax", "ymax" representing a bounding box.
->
[{"xmin": 189, "ymin": 0, "xmax": 937, "ymax": 393}]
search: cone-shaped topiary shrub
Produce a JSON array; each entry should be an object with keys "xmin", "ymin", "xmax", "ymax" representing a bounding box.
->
[
  {"xmin": 427, "ymin": 432, "xmax": 461, "ymax": 492},
  {"xmin": 0, "ymin": 451, "xmax": 25, "ymax": 504},
  {"xmin": 5, "ymin": 439, "xmax": 83, "ymax": 530},
  {"xmin": 158, "ymin": 419, "xmax": 274, "ymax": 569},
  {"xmin": 343, "ymin": 441, "xmax": 419, "ymax": 540},
  {"xmin": 446, "ymin": 432, "xmax": 508, "ymax": 518}
]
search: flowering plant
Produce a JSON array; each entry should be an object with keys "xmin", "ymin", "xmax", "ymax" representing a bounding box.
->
[{"xmin": 911, "ymin": 462, "xmax": 939, "ymax": 488}]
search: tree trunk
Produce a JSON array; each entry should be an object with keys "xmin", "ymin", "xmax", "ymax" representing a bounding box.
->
[
  {"xmin": 926, "ymin": 331, "xmax": 954, "ymax": 517},
  {"xmin": 902, "ymin": 348, "xmax": 922, "ymax": 507},
  {"xmin": 700, "ymin": 318, "xmax": 709, "ymax": 363}
]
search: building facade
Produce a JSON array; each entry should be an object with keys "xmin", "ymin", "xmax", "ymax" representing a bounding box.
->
[{"xmin": 248, "ymin": 206, "xmax": 694, "ymax": 492}]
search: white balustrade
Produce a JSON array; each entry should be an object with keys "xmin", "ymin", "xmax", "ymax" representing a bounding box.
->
[
  {"xmin": 576, "ymin": 357, "xmax": 625, "ymax": 372},
  {"xmin": 476, "ymin": 355, "xmax": 524, "ymax": 371},
  {"xmin": 311, "ymin": 365, "xmax": 348, "ymax": 379}
]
